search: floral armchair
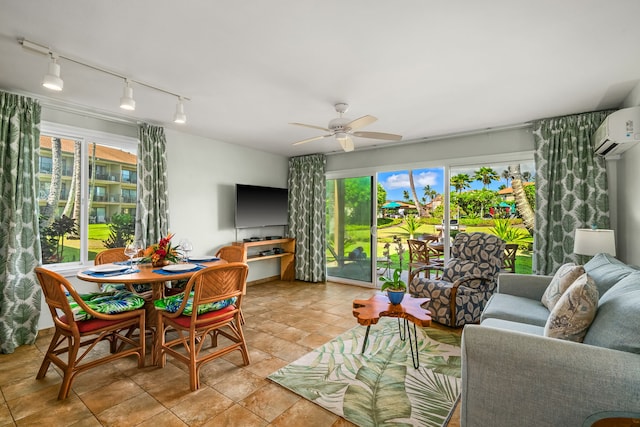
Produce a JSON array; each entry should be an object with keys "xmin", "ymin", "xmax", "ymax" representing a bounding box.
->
[{"xmin": 409, "ymin": 232, "xmax": 505, "ymax": 327}]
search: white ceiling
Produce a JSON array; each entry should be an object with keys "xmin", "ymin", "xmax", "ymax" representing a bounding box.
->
[{"xmin": 1, "ymin": 1, "xmax": 639, "ymax": 157}]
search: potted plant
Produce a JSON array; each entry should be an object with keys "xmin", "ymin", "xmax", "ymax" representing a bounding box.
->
[{"xmin": 380, "ymin": 268, "xmax": 407, "ymax": 305}]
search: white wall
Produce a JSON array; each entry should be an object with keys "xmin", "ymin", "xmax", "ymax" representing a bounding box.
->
[
  {"xmin": 616, "ymin": 83, "xmax": 640, "ymax": 265},
  {"xmin": 326, "ymin": 127, "xmax": 535, "ymax": 173},
  {"xmin": 163, "ymin": 128, "xmax": 289, "ymax": 280}
]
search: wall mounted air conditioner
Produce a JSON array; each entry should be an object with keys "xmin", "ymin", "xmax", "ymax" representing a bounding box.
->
[{"xmin": 593, "ymin": 106, "xmax": 640, "ymax": 158}]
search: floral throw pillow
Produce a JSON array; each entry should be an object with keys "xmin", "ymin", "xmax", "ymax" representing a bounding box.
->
[
  {"xmin": 544, "ymin": 273, "xmax": 599, "ymax": 342},
  {"xmin": 541, "ymin": 263, "xmax": 585, "ymax": 310},
  {"xmin": 154, "ymin": 292, "xmax": 237, "ymax": 316},
  {"xmin": 67, "ymin": 291, "xmax": 145, "ymax": 321}
]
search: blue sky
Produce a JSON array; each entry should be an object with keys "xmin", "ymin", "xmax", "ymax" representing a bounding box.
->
[{"xmin": 378, "ymin": 161, "xmax": 534, "ymax": 202}]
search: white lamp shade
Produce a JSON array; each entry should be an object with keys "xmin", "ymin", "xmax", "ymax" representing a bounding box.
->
[
  {"xmin": 573, "ymin": 229, "xmax": 616, "ymax": 256},
  {"xmin": 42, "ymin": 60, "xmax": 63, "ymax": 91}
]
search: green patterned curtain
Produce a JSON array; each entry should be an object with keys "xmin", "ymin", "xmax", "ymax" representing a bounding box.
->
[
  {"xmin": 288, "ymin": 154, "xmax": 326, "ymax": 282},
  {"xmin": 532, "ymin": 110, "xmax": 613, "ymax": 274},
  {"xmin": 0, "ymin": 92, "xmax": 43, "ymax": 353},
  {"xmin": 135, "ymin": 124, "xmax": 170, "ymax": 246}
]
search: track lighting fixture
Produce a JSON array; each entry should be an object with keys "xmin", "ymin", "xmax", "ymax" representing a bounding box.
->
[
  {"xmin": 42, "ymin": 54, "xmax": 63, "ymax": 91},
  {"xmin": 173, "ymin": 97, "xmax": 186, "ymax": 124},
  {"xmin": 19, "ymin": 37, "xmax": 190, "ymax": 123},
  {"xmin": 119, "ymin": 79, "xmax": 136, "ymax": 111}
]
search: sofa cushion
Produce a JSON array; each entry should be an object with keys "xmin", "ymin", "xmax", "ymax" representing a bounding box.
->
[
  {"xmin": 544, "ymin": 274, "xmax": 598, "ymax": 342},
  {"xmin": 541, "ymin": 263, "xmax": 585, "ymax": 310},
  {"xmin": 583, "ymin": 273, "xmax": 640, "ymax": 354},
  {"xmin": 598, "ymin": 271, "xmax": 640, "ymax": 305},
  {"xmin": 481, "ymin": 293, "xmax": 550, "ymax": 327},
  {"xmin": 583, "ymin": 252, "xmax": 638, "ymax": 295},
  {"xmin": 481, "ymin": 318, "xmax": 545, "ymax": 336}
]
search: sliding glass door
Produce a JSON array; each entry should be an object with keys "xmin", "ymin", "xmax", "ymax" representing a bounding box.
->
[{"xmin": 326, "ymin": 175, "xmax": 374, "ymax": 285}]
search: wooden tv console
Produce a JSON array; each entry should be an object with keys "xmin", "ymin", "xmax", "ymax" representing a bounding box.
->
[{"xmin": 232, "ymin": 238, "xmax": 295, "ymax": 281}]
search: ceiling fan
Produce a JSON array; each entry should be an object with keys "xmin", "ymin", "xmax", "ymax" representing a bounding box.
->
[{"xmin": 290, "ymin": 103, "xmax": 402, "ymax": 152}]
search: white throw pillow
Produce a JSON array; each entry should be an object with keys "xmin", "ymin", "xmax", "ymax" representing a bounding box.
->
[
  {"xmin": 541, "ymin": 263, "xmax": 585, "ymax": 310},
  {"xmin": 544, "ymin": 273, "xmax": 599, "ymax": 342}
]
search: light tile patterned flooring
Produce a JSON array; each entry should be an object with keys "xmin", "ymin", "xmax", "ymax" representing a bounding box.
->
[{"xmin": 0, "ymin": 280, "xmax": 461, "ymax": 426}]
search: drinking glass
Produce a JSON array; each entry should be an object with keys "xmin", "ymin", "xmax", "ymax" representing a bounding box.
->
[
  {"xmin": 181, "ymin": 239, "xmax": 193, "ymax": 263},
  {"xmin": 124, "ymin": 242, "xmax": 137, "ymax": 268}
]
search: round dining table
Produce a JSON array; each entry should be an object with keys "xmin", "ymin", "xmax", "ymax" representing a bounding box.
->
[{"xmin": 77, "ymin": 258, "xmax": 228, "ymax": 301}]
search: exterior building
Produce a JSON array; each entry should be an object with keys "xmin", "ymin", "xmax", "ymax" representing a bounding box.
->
[{"xmin": 37, "ymin": 136, "xmax": 137, "ymax": 223}]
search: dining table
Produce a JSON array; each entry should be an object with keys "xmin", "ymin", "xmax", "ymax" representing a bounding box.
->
[{"xmin": 77, "ymin": 257, "xmax": 228, "ymax": 364}]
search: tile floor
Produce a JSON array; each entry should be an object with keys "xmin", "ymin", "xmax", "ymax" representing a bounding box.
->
[{"xmin": 0, "ymin": 279, "xmax": 461, "ymax": 427}]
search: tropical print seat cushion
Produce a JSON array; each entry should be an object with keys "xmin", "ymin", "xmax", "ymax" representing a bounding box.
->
[
  {"xmin": 101, "ymin": 283, "xmax": 153, "ymax": 293},
  {"xmin": 67, "ymin": 291, "xmax": 145, "ymax": 321},
  {"xmin": 154, "ymin": 292, "xmax": 237, "ymax": 316}
]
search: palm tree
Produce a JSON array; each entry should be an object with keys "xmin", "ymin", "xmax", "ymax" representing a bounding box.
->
[
  {"xmin": 474, "ymin": 167, "xmax": 499, "ymax": 189},
  {"xmin": 509, "ymin": 164, "xmax": 535, "ymax": 232},
  {"xmin": 422, "ymin": 185, "xmax": 438, "ymax": 214},
  {"xmin": 450, "ymin": 174, "xmax": 471, "ymax": 193},
  {"xmin": 408, "ymin": 170, "xmax": 426, "ymax": 217},
  {"xmin": 501, "ymin": 169, "xmax": 511, "ymax": 188},
  {"xmin": 41, "ymin": 137, "xmax": 62, "ymax": 226},
  {"xmin": 522, "ymin": 171, "xmax": 532, "ymax": 182}
]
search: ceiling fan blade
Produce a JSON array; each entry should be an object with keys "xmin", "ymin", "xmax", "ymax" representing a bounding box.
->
[
  {"xmin": 338, "ymin": 136, "xmax": 355, "ymax": 152},
  {"xmin": 292, "ymin": 134, "xmax": 332, "ymax": 145},
  {"xmin": 352, "ymin": 131, "xmax": 403, "ymax": 141},
  {"xmin": 346, "ymin": 115, "xmax": 377, "ymax": 131},
  {"xmin": 289, "ymin": 122, "xmax": 331, "ymax": 132}
]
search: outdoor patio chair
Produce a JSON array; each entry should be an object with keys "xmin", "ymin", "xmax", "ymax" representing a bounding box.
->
[
  {"xmin": 501, "ymin": 243, "xmax": 518, "ymax": 273},
  {"xmin": 327, "ymin": 245, "xmax": 368, "ymax": 272},
  {"xmin": 407, "ymin": 238, "xmax": 442, "ymax": 280},
  {"xmin": 409, "ymin": 232, "xmax": 505, "ymax": 327}
]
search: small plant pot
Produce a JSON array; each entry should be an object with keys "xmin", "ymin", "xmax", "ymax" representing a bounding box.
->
[{"xmin": 387, "ymin": 290, "xmax": 405, "ymax": 305}]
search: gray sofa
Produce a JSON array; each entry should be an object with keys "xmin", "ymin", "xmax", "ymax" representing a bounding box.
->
[{"xmin": 460, "ymin": 253, "xmax": 640, "ymax": 427}]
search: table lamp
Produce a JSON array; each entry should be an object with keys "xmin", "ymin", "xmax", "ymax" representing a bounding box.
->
[{"xmin": 573, "ymin": 228, "xmax": 616, "ymax": 256}]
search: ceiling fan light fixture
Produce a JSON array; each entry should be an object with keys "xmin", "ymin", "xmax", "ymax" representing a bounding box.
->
[
  {"xmin": 335, "ymin": 131, "xmax": 348, "ymax": 141},
  {"xmin": 42, "ymin": 55, "xmax": 63, "ymax": 91},
  {"xmin": 119, "ymin": 79, "xmax": 135, "ymax": 111},
  {"xmin": 173, "ymin": 97, "xmax": 187, "ymax": 124}
]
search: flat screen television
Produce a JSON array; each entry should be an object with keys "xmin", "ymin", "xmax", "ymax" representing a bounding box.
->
[{"xmin": 235, "ymin": 184, "xmax": 289, "ymax": 229}]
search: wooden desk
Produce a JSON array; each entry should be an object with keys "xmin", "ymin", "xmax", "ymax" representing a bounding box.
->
[
  {"xmin": 77, "ymin": 259, "xmax": 227, "ymax": 365},
  {"xmin": 353, "ymin": 294, "xmax": 431, "ymax": 368}
]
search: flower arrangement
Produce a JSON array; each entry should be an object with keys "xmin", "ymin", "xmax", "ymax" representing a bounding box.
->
[{"xmin": 142, "ymin": 233, "xmax": 181, "ymax": 266}]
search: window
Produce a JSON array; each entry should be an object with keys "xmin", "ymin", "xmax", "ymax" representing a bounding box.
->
[{"xmin": 38, "ymin": 123, "xmax": 138, "ymax": 267}]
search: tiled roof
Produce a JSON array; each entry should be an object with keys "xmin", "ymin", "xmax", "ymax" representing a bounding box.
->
[
  {"xmin": 497, "ymin": 182, "xmax": 534, "ymax": 195},
  {"xmin": 39, "ymin": 136, "xmax": 136, "ymax": 166}
]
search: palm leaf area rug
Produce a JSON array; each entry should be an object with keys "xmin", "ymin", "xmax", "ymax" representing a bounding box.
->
[{"xmin": 267, "ymin": 317, "xmax": 461, "ymax": 427}]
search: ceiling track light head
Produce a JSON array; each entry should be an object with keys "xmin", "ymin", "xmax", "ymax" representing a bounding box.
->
[
  {"xmin": 119, "ymin": 79, "xmax": 135, "ymax": 111},
  {"xmin": 42, "ymin": 54, "xmax": 63, "ymax": 91},
  {"xmin": 173, "ymin": 97, "xmax": 186, "ymax": 124}
]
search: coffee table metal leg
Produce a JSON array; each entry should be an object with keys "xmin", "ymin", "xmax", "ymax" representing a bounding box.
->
[
  {"xmin": 361, "ymin": 325, "xmax": 371, "ymax": 354},
  {"xmin": 397, "ymin": 318, "xmax": 405, "ymax": 340},
  {"xmin": 406, "ymin": 319, "xmax": 419, "ymax": 369}
]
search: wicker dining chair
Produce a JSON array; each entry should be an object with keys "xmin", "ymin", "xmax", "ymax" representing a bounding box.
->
[
  {"xmin": 215, "ymin": 245, "xmax": 245, "ymax": 262},
  {"xmin": 94, "ymin": 247, "xmax": 152, "ymax": 296},
  {"xmin": 34, "ymin": 267, "xmax": 146, "ymax": 399},
  {"xmin": 155, "ymin": 262, "xmax": 250, "ymax": 391}
]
